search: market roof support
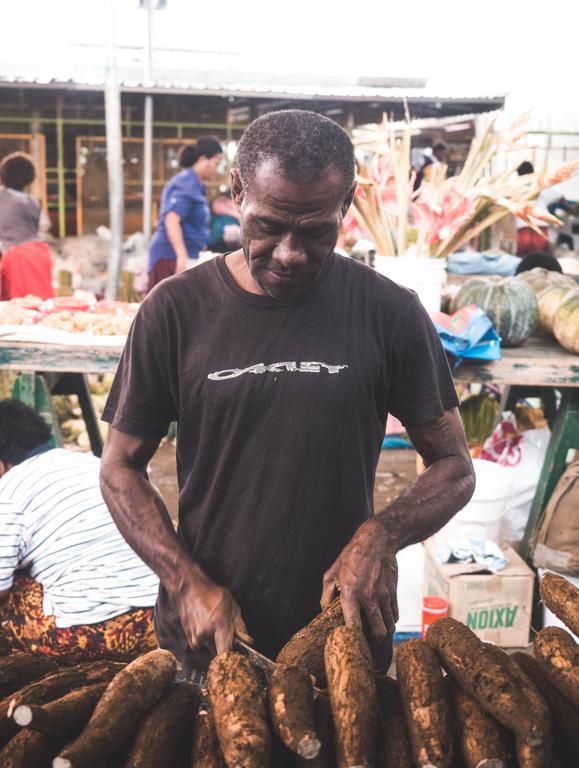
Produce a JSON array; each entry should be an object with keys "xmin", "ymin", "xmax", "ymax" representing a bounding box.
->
[
  {"xmin": 56, "ymin": 97, "xmax": 66, "ymax": 239},
  {"xmin": 104, "ymin": 0, "xmax": 125, "ymax": 301},
  {"xmin": 142, "ymin": 0, "xmax": 154, "ymax": 242}
]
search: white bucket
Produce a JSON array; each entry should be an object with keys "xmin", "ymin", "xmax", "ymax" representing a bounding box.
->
[
  {"xmin": 374, "ymin": 255, "xmax": 446, "ymax": 314},
  {"xmin": 538, "ymin": 568, "xmax": 579, "ymax": 642},
  {"xmin": 435, "ymin": 459, "xmax": 514, "ymax": 545}
]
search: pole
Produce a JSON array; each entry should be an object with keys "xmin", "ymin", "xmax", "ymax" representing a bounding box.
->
[
  {"xmin": 104, "ymin": 0, "xmax": 125, "ymax": 301},
  {"xmin": 56, "ymin": 97, "xmax": 66, "ymax": 239},
  {"xmin": 142, "ymin": 0, "xmax": 154, "ymax": 241}
]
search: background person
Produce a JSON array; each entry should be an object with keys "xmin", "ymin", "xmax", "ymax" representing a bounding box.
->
[
  {"xmin": 414, "ymin": 141, "xmax": 448, "ymax": 190},
  {"xmin": 207, "ymin": 192, "xmax": 241, "ymax": 253},
  {"xmin": 0, "ymin": 152, "xmax": 53, "ymax": 300},
  {"xmin": 147, "ymin": 137, "xmax": 223, "ymax": 290},
  {"xmin": 0, "ymin": 399, "xmax": 159, "ymax": 662}
]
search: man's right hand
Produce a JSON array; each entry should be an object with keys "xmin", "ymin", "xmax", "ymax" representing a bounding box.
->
[{"xmin": 174, "ymin": 571, "xmax": 251, "ymax": 655}]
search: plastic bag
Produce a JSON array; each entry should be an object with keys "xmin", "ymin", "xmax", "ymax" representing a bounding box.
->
[{"xmin": 431, "ymin": 304, "xmax": 501, "ymax": 364}]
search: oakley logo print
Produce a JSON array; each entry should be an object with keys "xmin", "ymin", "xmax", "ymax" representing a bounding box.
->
[{"xmin": 208, "ymin": 361, "xmax": 349, "ymax": 381}]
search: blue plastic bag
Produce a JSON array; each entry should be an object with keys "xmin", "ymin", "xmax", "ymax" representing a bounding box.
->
[{"xmin": 431, "ymin": 304, "xmax": 501, "ymax": 364}]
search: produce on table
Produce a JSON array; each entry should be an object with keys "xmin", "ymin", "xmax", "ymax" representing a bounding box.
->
[
  {"xmin": 533, "ymin": 626, "xmax": 579, "ymax": 707},
  {"xmin": 539, "ymin": 571, "xmax": 579, "ymax": 638},
  {"xmin": 191, "ymin": 709, "xmax": 225, "ymax": 768},
  {"xmin": 375, "ymin": 675, "xmax": 413, "ymax": 768},
  {"xmin": 39, "ymin": 309, "xmax": 134, "ymax": 336},
  {"xmin": 425, "ymin": 619, "xmax": 535, "ymax": 739},
  {"xmin": 0, "ymin": 302, "xmax": 37, "ymax": 325},
  {"xmin": 324, "ymin": 625, "xmax": 379, "ymax": 768},
  {"xmin": 267, "ymin": 664, "xmax": 321, "ymax": 759},
  {"xmin": 124, "ymin": 681, "xmax": 198, "ymax": 768},
  {"xmin": 0, "ymin": 684, "xmax": 107, "ymax": 768},
  {"xmin": 459, "ymin": 392, "xmax": 500, "ymax": 449},
  {"xmin": 490, "ymin": 645, "xmax": 552, "ymax": 768},
  {"xmin": 0, "ymin": 654, "xmax": 59, "ymax": 699},
  {"xmin": 537, "ymin": 285, "xmax": 578, "ymax": 332},
  {"xmin": 552, "ymin": 290, "xmax": 579, "ymax": 354},
  {"xmin": 53, "ymin": 648, "xmax": 176, "ymax": 768},
  {"xmin": 512, "ymin": 651, "xmax": 579, "ymax": 757},
  {"xmin": 1, "ymin": 614, "xmax": 578, "ymax": 767},
  {"xmin": 12, "ymin": 682, "xmax": 107, "ymax": 734},
  {"xmin": 396, "ymin": 638, "xmax": 453, "ymax": 768},
  {"xmin": 0, "ymin": 660, "xmax": 124, "ymax": 748},
  {"xmin": 277, "ymin": 597, "xmax": 344, "ymax": 687},
  {"xmin": 516, "ymin": 267, "xmax": 576, "ymax": 296},
  {"xmin": 449, "ymin": 679, "xmax": 511, "ymax": 768},
  {"xmin": 452, "ymin": 276, "xmax": 539, "ymax": 347},
  {"xmin": 207, "ymin": 651, "xmax": 271, "ymax": 768},
  {"xmin": 295, "ymin": 689, "xmax": 336, "ymax": 768}
]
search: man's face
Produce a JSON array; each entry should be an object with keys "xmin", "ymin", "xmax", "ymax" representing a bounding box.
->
[{"xmin": 231, "ymin": 160, "xmax": 355, "ymax": 299}]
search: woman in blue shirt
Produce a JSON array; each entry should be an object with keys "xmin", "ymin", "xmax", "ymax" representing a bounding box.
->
[{"xmin": 148, "ymin": 137, "xmax": 223, "ymax": 290}]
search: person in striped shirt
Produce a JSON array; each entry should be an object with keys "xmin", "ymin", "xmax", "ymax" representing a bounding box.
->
[{"xmin": 0, "ymin": 398, "xmax": 160, "ymax": 661}]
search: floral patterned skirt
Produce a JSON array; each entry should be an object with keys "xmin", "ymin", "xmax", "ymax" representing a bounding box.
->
[{"xmin": 0, "ymin": 575, "xmax": 157, "ymax": 663}]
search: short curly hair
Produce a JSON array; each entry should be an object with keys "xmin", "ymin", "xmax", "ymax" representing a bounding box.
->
[
  {"xmin": 235, "ymin": 110, "xmax": 355, "ymax": 196},
  {"xmin": 0, "ymin": 152, "xmax": 36, "ymax": 191},
  {"xmin": 0, "ymin": 399, "xmax": 52, "ymax": 465}
]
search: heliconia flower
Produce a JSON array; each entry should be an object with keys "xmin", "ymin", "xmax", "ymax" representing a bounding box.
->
[
  {"xmin": 495, "ymin": 197, "xmax": 562, "ymax": 231},
  {"xmin": 413, "ymin": 182, "xmax": 475, "ymax": 244},
  {"xmin": 536, "ymin": 160, "xmax": 579, "ymax": 190}
]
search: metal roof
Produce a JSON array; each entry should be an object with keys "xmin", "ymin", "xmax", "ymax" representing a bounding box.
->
[{"xmin": 0, "ymin": 67, "xmax": 505, "ymax": 105}]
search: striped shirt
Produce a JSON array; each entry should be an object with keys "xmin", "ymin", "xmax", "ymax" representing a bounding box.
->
[{"xmin": 0, "ymin": 448, "xmax": 159, "ymax": 628}]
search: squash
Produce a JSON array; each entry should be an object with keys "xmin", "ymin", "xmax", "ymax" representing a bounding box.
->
[
  {"xmin": 553, "ymin": 291, "xmax": 579, "ymax": 354},
  {"xmin": 517, "ymin": 267, "xmax": 575, "ymax": 295},
  {"xmin": 452, "ymin": 276, "xmax": 538, "ymax": 347},
  {"xmin": 537, "ymin": 286, "xmax": 578, "ymax": 333}
]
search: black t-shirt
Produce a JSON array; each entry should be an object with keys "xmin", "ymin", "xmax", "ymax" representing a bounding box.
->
[{"xmin": 102, "ymin": 253, "xmax": 458, "ymax": 664}]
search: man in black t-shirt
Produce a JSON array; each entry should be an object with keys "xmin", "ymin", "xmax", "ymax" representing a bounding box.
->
[{"xmin": 101, "ymin": 110, "xmax": 474, "ymax": 670}]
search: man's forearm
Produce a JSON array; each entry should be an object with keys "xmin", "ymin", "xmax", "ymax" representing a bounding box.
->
[
  {"xmin": 100, "ymin": 463, "xmax": 204, "ymax": 597},
  {"xmin": 375, "ymin": 453, "xmax": 475, "ymax": 550}
]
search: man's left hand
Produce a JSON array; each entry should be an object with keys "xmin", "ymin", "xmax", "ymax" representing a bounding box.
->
[{"xmin": 321, "ymin": 518, "xmax": 399, "ymax": 641}]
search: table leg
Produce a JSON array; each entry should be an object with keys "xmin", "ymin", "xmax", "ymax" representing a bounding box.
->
[
  {"xmin": 50, "ymin": 372, "xmax": 103, "ymax": 457},
  {"xmin": 521, "ymin": 388, "xmax": 579, "ymax": 561}
]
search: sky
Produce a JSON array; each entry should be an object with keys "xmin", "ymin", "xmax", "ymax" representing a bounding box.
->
[{"xmin": 0, "ymin": 0, "xmax": 576, "ymax": 97}]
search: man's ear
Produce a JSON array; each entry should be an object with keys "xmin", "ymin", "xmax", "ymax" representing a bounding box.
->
[
  {"xmin": 340, "ymin": 181, "xmax": 357, "ymax": 218},
  {"xmin": 230, "ymin": 168, "xmax": 245, "ymax": 213},
  {"xmin": 0, "ymin": 460, "xmax": 7, "ymax": 479}
]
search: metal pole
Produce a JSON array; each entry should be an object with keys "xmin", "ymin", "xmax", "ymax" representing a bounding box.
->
[
  {"xmin": 104, "ymin": 0, "xmax": 124, "ymax": 301},
  {"xmin": 56, "ymin": 97, "xmax": 66, "ymax": 238},
  {"xmin": 142, "ymin": 0, "xmax": 154, "ymax": 241}
]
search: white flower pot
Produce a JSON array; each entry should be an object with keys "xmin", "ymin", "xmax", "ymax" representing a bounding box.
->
[{"xmin": 373, "ymin": 255, "xmax": 446, "ymax": 315}]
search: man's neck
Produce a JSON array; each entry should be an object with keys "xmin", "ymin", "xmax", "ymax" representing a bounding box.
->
[{"xmin": 224, "ymin": 250, "xmax": 265, "ymax": 296}]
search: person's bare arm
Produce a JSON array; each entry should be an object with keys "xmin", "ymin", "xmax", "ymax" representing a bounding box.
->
[
  {"xmin": 100, "ymin": 427, "xmax": 249, "ymax": 654},
  {"xmin": 165, "ymin": 211, "xmax": 189, "ymax": 273},
  {"xmin": 322, "ymin": 407, "xmax": 474, "ymax": 640}
]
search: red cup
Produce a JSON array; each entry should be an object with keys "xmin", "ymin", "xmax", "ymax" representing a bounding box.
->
[{"xmin": 422, "ymin": 596, "xmax": 449, "ymax": 639}]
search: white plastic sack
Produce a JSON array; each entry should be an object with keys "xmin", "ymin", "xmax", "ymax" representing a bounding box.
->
[{"xmin": 502, "ymin": 427, "xmax": 551, "ymax": 543}]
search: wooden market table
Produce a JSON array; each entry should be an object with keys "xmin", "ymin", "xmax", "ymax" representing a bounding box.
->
[
  {"xmin": 0, "ymin": 339, "xmax": 124, "ymax": 457},
  {"xmin": 1, "ymin": 334, "xmax": 578, "ymax": 560}
]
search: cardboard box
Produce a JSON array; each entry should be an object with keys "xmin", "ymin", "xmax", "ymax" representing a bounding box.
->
[{"xmin": 423, "ymin": 540, "xmax": 534, "ymax": 647}]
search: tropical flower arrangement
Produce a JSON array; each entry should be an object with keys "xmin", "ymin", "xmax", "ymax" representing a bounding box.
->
[{"xmin": 350, "ymin": 114, "xmax": 579, "ymax": 258}]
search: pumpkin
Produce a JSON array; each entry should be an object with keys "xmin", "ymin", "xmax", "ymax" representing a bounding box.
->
[
  {"xmin": 553, "ymin": 290, "xmax": 579, "ymax": 354},
  {"xmin": 517, "ymin": 267, "xmax": 575, "ymax": 295},
  {"xmin": 452, "ymin": 276, "xmax": 538, "ymax": 347},
  {"xmin": 537, "ymin": 285, "xmax": 577, "ymax": 333}
]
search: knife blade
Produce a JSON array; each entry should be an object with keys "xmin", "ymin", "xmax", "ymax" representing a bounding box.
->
[{"xmin": 233, "ymin": 638, "xmax": 278, "ymax": 676}]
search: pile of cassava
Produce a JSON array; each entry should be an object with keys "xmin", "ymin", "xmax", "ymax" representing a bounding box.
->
[{"xmin": 0, "ymin": 571, "xmax": 577, "ymax": 767}]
